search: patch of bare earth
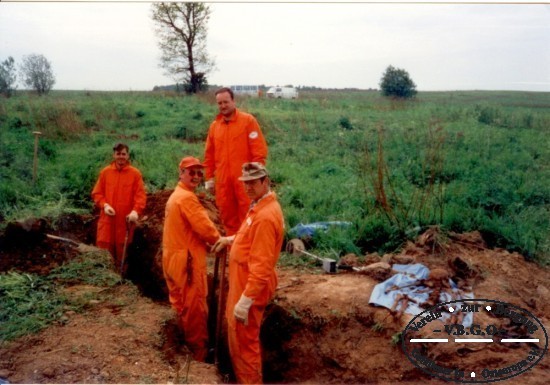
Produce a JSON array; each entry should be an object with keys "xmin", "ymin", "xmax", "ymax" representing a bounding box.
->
[
  {"xmin": 0, "ymin": 284, "xmax": 220, "ymax": 384},
  {"xmin": 0, "ymin": 192, "xmax": 548, "ymax": 384}
]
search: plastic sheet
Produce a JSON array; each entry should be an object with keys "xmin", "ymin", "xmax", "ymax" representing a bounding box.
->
[{"xmin": 369, "ymin": 263, "xmax": 474, "ymax": 326}]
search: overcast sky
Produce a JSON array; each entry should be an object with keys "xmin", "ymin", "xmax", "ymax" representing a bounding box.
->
[{"xmin": 1, "ymin": 1, "xmax": 549, "ymax": 92}]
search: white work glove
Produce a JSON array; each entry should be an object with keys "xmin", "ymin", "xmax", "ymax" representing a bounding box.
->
[
  {"xmin": 234, "ymin": 294, "xmax": 253, "ymax": 325},
  {"xmin": 104, "ymin": 203, "xmax": 116, "ymax": 216},
  {"xmin": 127, "ymin": 210, "xmax": 139, "ymax": 223},
  {"xmin": 211, "ymin": 235, "xmax": 234, "ymax": 253},
  {"xmin": 205, "ymin": 178, "xmax": 215, "ymax": 195}
]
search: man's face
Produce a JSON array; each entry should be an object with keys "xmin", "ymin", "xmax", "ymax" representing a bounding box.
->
[
  {"xmin": 113, "ymin": 149, "xmax": 129, "ymax": 168},
  {"xmin": 243, "ymin": 177, "xmax": 268, "ymax": 202},
  {"xmin": 180, "ymin": 166, "xmax": 204, "ymax": 190},
  {"xmin": 216, "ymin": 91, "xmax": 236, "ymax": 118}
]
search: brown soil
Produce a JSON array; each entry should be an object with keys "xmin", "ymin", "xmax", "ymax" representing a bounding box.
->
[{"xmin": 0, "ymin": 192, "xmax": 548, "ymax": 384}]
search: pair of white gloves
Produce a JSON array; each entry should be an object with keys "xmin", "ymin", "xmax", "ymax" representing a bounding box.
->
[
  {"xmin": 103, "ymin": 203, "xmax": 138, "ymax": 224},
  {"xmin": 209, "ymin": 234, "xmax": 254, "ymax": 325}
]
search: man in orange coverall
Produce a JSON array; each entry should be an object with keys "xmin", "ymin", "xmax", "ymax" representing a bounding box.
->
[
  {"xmin": 162, "ymin": 156, "xmax": 232, "ymax": 362},
  {"xmin": 204, "ymin": 87, "xmax": 268, "ymax": 236},
  {"xmin": 212, "ymin": 162, "xmax": 284, "ymax": 384},
  {"xmin": 91, "ymin": 143, "xmax": 146, "ymax": 273}
]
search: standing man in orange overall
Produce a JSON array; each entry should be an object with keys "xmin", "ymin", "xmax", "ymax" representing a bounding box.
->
[
  {"xmin": 213, "ymin": 162, "xmax": 284, "ymax": 383},
  {"xmin": 92, "ymin": 143, "xmax": 146, "ymax": 273},
  {"xmin": 162, "ymin": 156, "xmax": 232, "ymax": 362},
  {"xmin": 204, "ymin": 87, "xmax": 268, "ymax": 236}
]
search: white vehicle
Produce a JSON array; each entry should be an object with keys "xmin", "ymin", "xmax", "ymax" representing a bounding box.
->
[
  {"xmin": 266, "ymin": 86, "xmax": 298, "ymax": 99},
  {"xmin": 229, "ymin": 85, "xmax": 261, "ymax": 97}
]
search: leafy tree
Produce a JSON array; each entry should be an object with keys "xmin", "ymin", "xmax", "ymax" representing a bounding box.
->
[
  {"xmin": 379, "ymin": 65, "xmax": 417, "ymax": 99},
  {"xmin": 19, "ymin": 54, "xmax": 56, "ymax": 95},
  {"xmin": 151, "ymin": 2, "xmax": 214, "ymax": 94},
  {"xmin": 0, "ymin": 56, "xmax": 17, "ymax": 97}
]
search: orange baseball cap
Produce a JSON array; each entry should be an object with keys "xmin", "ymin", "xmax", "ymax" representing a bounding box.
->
[{"xmin": 179, "ymin": 156, "xmax": 204, "ymax": 170}]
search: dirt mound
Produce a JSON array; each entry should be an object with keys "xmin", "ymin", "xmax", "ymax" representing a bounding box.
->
[{"xmin": 261, "ymin": 228, "xmax": 549, "ymax": 384}]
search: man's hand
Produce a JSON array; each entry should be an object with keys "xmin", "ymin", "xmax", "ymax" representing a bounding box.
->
[
  {"xmin": 205, "ymin": 179, "xmax": 215, "ymax": 195},
  {"xmin": 104, "ymin": 203, "xmax": 116, "ymax": 216},
  {"xmin": 127, "ymin": 210, "xmax": 139, "ymax": 223},
  {"xmin": 234, "ymin": 294, "xmax": 253, "ymax": 325},
  {"xmin": 212, "ymin": 235, "xmax": 234, "ymax": 253}
]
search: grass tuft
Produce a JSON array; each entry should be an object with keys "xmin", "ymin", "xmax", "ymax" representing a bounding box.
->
[{"xmin": 0, "ymin": 249, "xmax": 121, "ymax": 343}]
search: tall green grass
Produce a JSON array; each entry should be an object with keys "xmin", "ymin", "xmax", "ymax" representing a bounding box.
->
[
  {"xmin": 0, "ymin": 250, "xmax": 120, "ymax": 342},
  {"xmin": 0, "ymin": 90, "xmax": 548, "ymax": 263}
]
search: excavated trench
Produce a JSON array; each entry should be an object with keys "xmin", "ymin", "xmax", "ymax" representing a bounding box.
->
[{"xmin": 124, "ymin": 200, "xmax": 311, "ymax": 383}]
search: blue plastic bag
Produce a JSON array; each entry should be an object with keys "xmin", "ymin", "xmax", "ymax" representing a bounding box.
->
[{"xmin": 289, "ymin": 221, "xmax": 352, "ymax": 238}]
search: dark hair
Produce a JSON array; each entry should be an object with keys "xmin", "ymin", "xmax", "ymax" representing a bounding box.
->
[
  {"xmin": 215, "ymin": 87, "xmax": 234, "ymax": 100},
  {"xmin": 113, "ymin": 142, "xmax": 129, "ymax": 153}
]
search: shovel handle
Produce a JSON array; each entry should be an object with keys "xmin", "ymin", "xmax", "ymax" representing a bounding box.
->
[
  {"xmin": 214, "ymin": 249, "xmax": 228, "ymax": 365},
  {"xmin": 119, "ymin": 222, "xmax": 134, "ymax": 277},
  {"xmin": 298, "ymin": 249, "xmax": 323, "ymax": 261},
  {"xmin": 46, "ymin": 233, "xmax": 80, "ymax": 246}
]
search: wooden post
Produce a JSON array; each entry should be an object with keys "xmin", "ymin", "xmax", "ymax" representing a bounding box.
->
[{"xmin": 32, "ymin": 131, "xmax": 42, "ymax": 183}]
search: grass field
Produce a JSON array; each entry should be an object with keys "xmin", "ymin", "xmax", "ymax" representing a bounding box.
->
[{"xmin": 1, "ymin": 89, "xmax": 549, "ymax": 263}]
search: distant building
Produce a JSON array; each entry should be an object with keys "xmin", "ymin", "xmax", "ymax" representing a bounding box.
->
[{"xmin": 229, "ymin": 85, "xmax": 261, "ymax": 97}]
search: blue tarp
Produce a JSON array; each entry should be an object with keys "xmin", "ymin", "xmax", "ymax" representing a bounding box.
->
[
  {"xmin": 368, "ymin": 263, "xmax": 474, "ymax": 326},
  {"xmin": 289, "ymin": 221, "xmax": 352, "ymax": 238}
]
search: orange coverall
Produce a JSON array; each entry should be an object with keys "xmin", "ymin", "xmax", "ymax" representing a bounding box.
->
[
  {"xmin": 226, "ymin": 192, "xmax": 284, "ymax": 384},
  {"xmin": 91, "ymin": 162, "xmax": 146, "ymax": 269},
  {"xmin": 162, "ymin": 182, "xmax": 221, "ymax": 362},
  {"xmin": 204, "ymin": 108, "xmax": 268, "ymax": 235}
]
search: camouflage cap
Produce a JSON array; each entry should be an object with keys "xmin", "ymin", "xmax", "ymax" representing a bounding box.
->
[{"xmin": 238, "ymin": 162, "xmax": 268, "ymax": 181}]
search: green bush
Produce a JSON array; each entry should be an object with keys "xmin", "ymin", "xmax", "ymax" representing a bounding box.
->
[
  {"xmin": 477, "ymin": 105, "xmax": 502, "ymax": 125},
  {"xmin": 339, "ymin": 116, "xmax": 354, "ymax": 130},
  {"xmin": 379, "ymin": 65, "xmax": 417, "ymax": 99}
]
